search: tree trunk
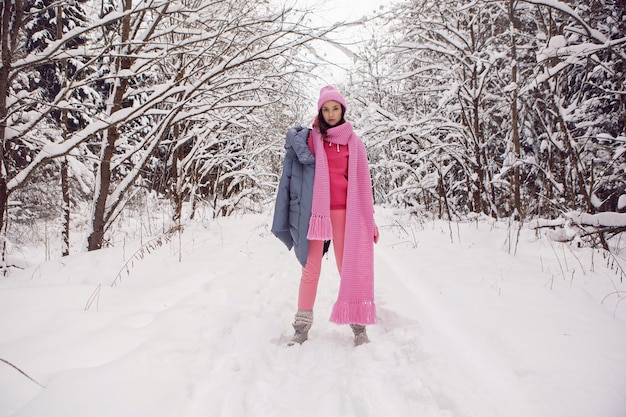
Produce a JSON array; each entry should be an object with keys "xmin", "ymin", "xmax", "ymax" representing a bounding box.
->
[
  {"xmin": 87, "ymin": 0, "xmax": 132, "ymax": 251},
  {"xmin": 438, "ymin": 167, "xmax": 452, "ymax": 220},
  {"xmin": 549, "ymin": 91, "xmax": 592, "ymax": 213},
  {"xmin": 0, "ymin": 0, "xmax": 13, "ymax": 236},
  {"xmin": 61, "ymin": 157, "xmax": 70, "ymax": 256},
  {"xmin": 171, "ymin": 135, "xmax": 183, "ymax": 223},
  {"xmin": 0, "ymin": 0, "xmax": 22, "ymax": 234},
  {"xmin": 88, "ymin": 127, "xmax": 115, "ymax": 250},
  {"xmin": 56, "ymin": 3, "xmax": 71, "ymax": 257},
  {"xmin": 509, "ymin": 0, "xmax": 522, "ymax": 220},
  {"xmin": 471, "ymin": 95, "xmax": 486, "ymax": 215}
]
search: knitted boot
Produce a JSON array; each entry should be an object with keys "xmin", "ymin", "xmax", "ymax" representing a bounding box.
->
[
  {"xmin": 287, "ymin": 310, "xmax": 313, "ymax": 346},
  {"xmin": 350, "ymin": 324, "xmax": 369, "ymax": 346}
]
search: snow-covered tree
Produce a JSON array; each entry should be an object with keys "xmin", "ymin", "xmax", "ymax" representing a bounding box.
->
[
  {"xmin": 525, "ymin": 0, "xmax": 626, "ymax": 215},
  {"xmin": 348, "ymin": 0, "xmax": 625, "ymax": 230},
  {"xmin": 1, "ymin": 0, "xmax": 344, "ymax": 252},
  {"xmin": 353, "ymin": 0, "xmax": 512, "ymax": 218}
]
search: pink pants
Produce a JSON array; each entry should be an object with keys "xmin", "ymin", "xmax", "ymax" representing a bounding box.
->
[{"xmin": 298, "ymin": 209, "xmax": 346, "ymax": 311}]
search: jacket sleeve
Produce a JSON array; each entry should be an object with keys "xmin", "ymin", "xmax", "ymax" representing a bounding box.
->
[
  {"xmin": 271, "ymin": 132, "xmax": 298, "ymax": 250},
  {"xmin": 288, "ymin": 126, "xmax": 314, "ymax": 165}
]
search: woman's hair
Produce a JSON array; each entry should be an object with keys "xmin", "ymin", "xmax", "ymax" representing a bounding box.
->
[{"xmin": 317, "ymin": 105, "xmax": 346, "ymax": 138}]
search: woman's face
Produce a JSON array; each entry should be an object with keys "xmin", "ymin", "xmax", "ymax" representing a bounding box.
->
[{"xmin": 321, "ymin": 100, "xmax": 343, "ymax": 127}]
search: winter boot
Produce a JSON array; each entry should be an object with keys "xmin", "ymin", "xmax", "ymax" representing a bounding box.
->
[
  {"xmin": 287, "ymin": 310, "xmax": 313, "ymax": 346},
  {"xmin": 350, "ymin": 324, "xmax": 369, "ymax": 346}
]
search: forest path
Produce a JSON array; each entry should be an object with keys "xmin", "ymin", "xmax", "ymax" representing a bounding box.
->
[
  {"xmin": 372, "ymin": 227, "xmax": 538, "ymax": 417},
  {"xmin": 2, "ymin": 211, "xmax": 625, "ymax": 417},
  {"xmin": 182, "ymin": 215, "xmax": 454, "ymax": 417},
  {"xmin": 182, "ymin": 211, "xmax": 535, "ymax": 417}
]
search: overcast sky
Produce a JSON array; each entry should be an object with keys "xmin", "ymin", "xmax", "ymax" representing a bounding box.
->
[{"xmin": 289, "ymin": 0, "xmax": 388, "ymax": 85}]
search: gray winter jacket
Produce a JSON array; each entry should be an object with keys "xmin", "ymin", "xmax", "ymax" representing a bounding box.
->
[{"xmin": 271, "ymin": 126, "xmax": 315, "ymax": 267}]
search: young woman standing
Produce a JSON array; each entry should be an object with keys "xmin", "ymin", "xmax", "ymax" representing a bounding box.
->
[{"xmin": 272, "ymin": 85, "xmax": 379, "ymax": 346}]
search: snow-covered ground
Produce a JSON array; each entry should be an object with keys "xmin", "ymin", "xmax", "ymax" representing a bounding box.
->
[{"xmin": 1, "ymin": 208, "xmax": 625, "ymax": 417}]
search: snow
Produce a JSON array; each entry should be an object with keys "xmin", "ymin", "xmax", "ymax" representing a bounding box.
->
[
  {"xmin": 1, "ymin": 208, "xmax": 625, "ymax": 417},
  {"xmin": 590, "ymin": 193, "xmax": 603, "ymax": 209},
  {"xmin": 565, "ymin": 211, "xmax": 626, "ymax": 228}
]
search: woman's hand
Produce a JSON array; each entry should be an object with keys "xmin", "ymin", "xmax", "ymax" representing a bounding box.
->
[{"xmin": 373, "ymin": 223, "xmax": 379, "ymax": 244}]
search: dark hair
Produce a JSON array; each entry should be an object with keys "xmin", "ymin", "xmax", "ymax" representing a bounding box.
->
[{"xmin": 317, "ymin": 105, "xmax": 346, "ymax": 138}]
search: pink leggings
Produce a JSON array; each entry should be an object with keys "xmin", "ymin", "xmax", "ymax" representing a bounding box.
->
[{"xmin": 298, "ymin": 209, "xmax": 346, "ymax": 311}]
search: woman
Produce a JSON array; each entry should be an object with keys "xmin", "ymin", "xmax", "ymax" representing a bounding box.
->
[{"xmin": 272, "ymin": 85, "xmax": 379, "ymax": 346}]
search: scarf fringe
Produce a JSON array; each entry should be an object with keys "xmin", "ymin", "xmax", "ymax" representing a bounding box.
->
[
  {"xmin": 307, "ymin": 214, "xmax": 333, "ymax": 240},
  {"xmin": 329, "ymin": 300, "xmax": 377, "ymax": 325}
]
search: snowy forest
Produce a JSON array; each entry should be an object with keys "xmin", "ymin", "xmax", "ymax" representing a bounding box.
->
[{"xmin": 1, "ymin": 0, "xmax": 625, "ymax": 262}]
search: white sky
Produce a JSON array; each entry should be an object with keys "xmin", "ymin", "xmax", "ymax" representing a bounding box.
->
[{"xmin": 284, "ymin": 0, "xmax": 388, "ymax": 85}]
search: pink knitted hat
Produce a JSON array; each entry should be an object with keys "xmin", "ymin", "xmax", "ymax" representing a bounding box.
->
[{"xmin": 317, "ymin": 85, "xmax": 348, "ymax": 111}]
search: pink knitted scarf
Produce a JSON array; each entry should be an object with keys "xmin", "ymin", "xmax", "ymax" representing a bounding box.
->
[{"xmin": 307, "ymin": 121, "xmax": 377, "ymax": 325}]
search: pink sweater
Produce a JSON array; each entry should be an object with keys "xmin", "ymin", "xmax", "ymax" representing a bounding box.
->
[{"xmin": 309, "ymin": 137, "xmax": 348, "ymax": 209}]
